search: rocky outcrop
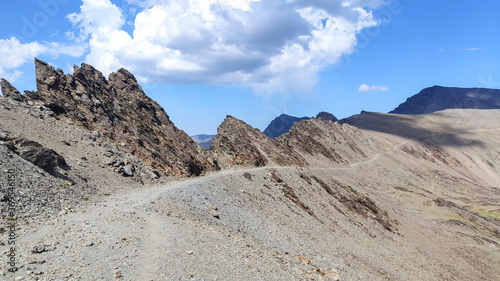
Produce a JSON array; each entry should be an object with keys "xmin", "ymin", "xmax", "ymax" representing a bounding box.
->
[
  {"xmin": 316, "ymin": 111, "xmax": 338, "ymax": 122},
  {"xmin": 263, "ymin": 114, "xmax": 309, "ymax": 139},
  {"xmin": 390, "ymin": 85, "xmax": 500, "ymax": 114},
  {"xmin": 1, "ymin": 78, "xmax": 25, "ymax": 102},
  {"xmin": 26, "ymin": 58, "xmax": 217, "ymax": 177},
  {"xmin": 210, "ymin": 116, "xmax": 306, "ymax": 167},
  {"xmin": 211, "ymin": 116, "xmax": 379, "ymax": 168},
  {"xmin": 277, "ymin": 118, "xmax": 380, "ymax": 167}
]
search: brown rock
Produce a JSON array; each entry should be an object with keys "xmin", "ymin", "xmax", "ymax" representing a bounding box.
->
[
  {"xmin": 1, "ymin": 78, "xmax": 25, "ymax": 102},
  {"xmin": 298, "ymin": 256, "xmax": 311, "ymax": 265},
  {"xmin": 29, "ymin": 58, "xmax": 218, "ymax": 177},
  {"xmin": 277, "ymin": 118, "xmax": 379, "ymax": 167},
  {"xmin": 210, "ymin": 115, "xmax": 306, "ymax": 167}
]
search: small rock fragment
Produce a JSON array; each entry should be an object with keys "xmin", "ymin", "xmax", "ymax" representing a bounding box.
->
[
  {"xmin": 298, "ymin": 256, "xmax": 311, "ymax": 265},
  {"xmin": 0, "ymin": 132, "xmax": 8, "ymax": 141},
  {"xmin": 114, "ymin": 271, "xmax": 123, "ymax": 278},
  {"xmin": 31, "ymin": 245, "xmax": 46, "ymax": 254},
  {"xmin": 323, "ymin": 268, "xmax": 339, "ymax": 280},
  {"xmin": 122, "ymin": 165, "xmax": 134, "ymax": 177},
  {"xmin": 210, "ymin": 210, "xmax": 220, "ymax": 219}
]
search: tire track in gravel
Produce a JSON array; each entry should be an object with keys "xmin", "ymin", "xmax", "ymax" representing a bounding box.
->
[{"xmin": 140, "ymin": 212, "xmax": 168, "ymax": 280}]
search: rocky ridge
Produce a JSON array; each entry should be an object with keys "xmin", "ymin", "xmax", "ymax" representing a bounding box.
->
[
  {"xmin": 210, "ymin": 115, "xmax": 307, "ymax": 167},
  {"xmin": 277, "ymin": 118, "xmax": 380, "ymax": 167},
  {"xmin": 23, "ymin": 58, "xmax": 217, "ymax": 177},
  {"xmin": 390, "ymin": 85, "xmax": 500, "ymax": 114},
  {"xmin": 211, "ymin": 115, "xmax": 378, "ymax": 169}
]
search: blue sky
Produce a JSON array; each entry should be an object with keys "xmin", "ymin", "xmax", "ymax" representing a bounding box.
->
[{"xmin": 1, "ymin": 0, "xmax": 499, "ymax": 135}]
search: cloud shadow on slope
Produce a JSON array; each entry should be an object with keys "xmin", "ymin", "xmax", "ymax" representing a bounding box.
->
[{"xmin": 342, "ymin": 110, "xmax": 487, "ymax": 148}]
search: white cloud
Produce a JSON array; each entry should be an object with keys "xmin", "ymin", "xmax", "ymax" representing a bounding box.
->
[
  {"xmin": 0, "ymin": 38, "xmax": 48, "ymax": 82},
  {"xmin": 0, "ymin": 37, "xmax": 86, "ymax": 82},
  {"xmin": 358, "ymin": 83, "xmax": 388, "ymax": 92},
  {"xmin": 67, "ymin": 0, "xmax": 125, "ymax": 42},
  {"xmin": 64, "ymin": 0, "xmax": 384, "ymax": 95},
  {"xmin": 463, "ymin": 47, "xmax": 483, "ymax": 52},
  {"xmin": 0, "ymin": 38, "xmax": 49, "ymax": 68},
  {"xmin": 3, "ymin": 0, "xmax": 387, "ymax": 94}
]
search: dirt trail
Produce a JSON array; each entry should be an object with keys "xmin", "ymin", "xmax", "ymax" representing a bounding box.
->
[{"xmin": 3, "ymin": 123, "xmax": 499, "ymax": 280}]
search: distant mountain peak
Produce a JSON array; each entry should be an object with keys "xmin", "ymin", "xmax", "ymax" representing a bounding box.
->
[
  {"xmin": 316, "ymin": 111, "xmax": 338, "ymax": 122},
  {"xmin": 263, "ymin": 114, "xmax": 310, "ymax": 139},
  {"xmin": 391, "ymin": 86, "xmax": 500, "ymax": 114}
]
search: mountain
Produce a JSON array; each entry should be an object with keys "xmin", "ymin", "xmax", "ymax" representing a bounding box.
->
[
  {"xmin": 191, "ymin": 134, "xmax": 215, "ymax": 149},
  {"xmin": 23, "ymin": 58, "xmax": 218, "ymax": 177},
  {"xmin": 276, "ymin": 117, "xmax": 379, "ymax": 167},
  {"xmin": 263, "ymin": 113, "xmax": 309, "ymax": 138},
  {"xmin": 316, "ymin": 111, "xmax": 338, "ymax": 122},
  {"xmin": 1, "ymin": 61, "xmax": 500, "ymax": 281},
  {"xmin": 391, "ymin": 85, "xmax": 500, "ymax": 114},
  {"xmin": 210, "ymin": 115, "xmax": 307, "ymax": 167}
]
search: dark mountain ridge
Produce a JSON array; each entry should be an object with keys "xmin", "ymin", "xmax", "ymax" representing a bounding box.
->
[
  {"xmin": 391, "ymin": 85, "xmax": 500, "ymax": 114},
  {"xmin": 263, "ymin": 114, "xmax": 310, "ymax": 138},
  {"xmin": 191, "ymin": 134, "xmax": 216, "ymax": 149},
  {"xmin": 263, "ymin": 112, "xmax": 338, "ymax": 139}
]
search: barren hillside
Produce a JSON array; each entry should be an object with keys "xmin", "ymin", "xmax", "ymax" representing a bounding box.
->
[{"xmin": 1, "ymin": 61, "xmax": 499, "ymax": 280}]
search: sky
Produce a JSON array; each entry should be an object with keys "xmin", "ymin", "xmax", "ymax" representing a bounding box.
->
[{"xmin": 1, "ymin": 0, "xmax": 499, "ymax": 135}]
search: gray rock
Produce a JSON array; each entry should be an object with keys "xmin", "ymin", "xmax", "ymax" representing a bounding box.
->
[
  {"xmin": 31, "ymin": 245, "xmax": 46, "ymax": 254},
  {"xmin": 122, "ymin": 166, "xmax": 134, "ymax": 177},
  {"xmin": 91, "ymin": 130, "xmax": 100, "ymax": 139},
  {"xmin": 0, "ymin": 131, "xmax": 8, "ymax": 141},
  {"xmin": 114, "ymin": 159, "xmax": 125, "ymax": 167},
  {"xmin": 104, "ymin": 150, "xmax": 114, "ymax": 157},
  {"xmin": 6, "ymin": 137, "xmax": 68, "ymax": 176}
]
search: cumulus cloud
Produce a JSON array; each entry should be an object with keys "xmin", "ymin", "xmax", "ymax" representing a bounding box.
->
[
  {"xmin": 61, "ymin": 0, "xmax": 384, "ymax": 95},
  {"xmin": 0, "ymin": 37, "xmax": 87, "ymax": 82},
  {"xmin": 0, "ymin": 38, "xmax": 48, "ymax": 69},
  {"xmin": 2, "ymin": 0, "xmax": 386, "ymax": 94},
  {"xmin": 358, "ymin": 83, "xmax": 388, "ymax": 92},
  {"xmin": 0, "ymin": 37, "xmax": 86, "ymax": 82}
]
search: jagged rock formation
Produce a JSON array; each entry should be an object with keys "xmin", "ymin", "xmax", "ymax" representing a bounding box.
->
[
  {"xmin": 390, "ymin": 85, "xmax": 500, "ymax": 114},
  {"xmin": 277, "ymin": 118, "xmax": 380, "ymax": 167},
  {"xmin": 210, "ymin": 116, "xmax": 307, "ymax": 167},
  {"xmin": 316, "ymin": 111, "xmax": 338, "ymax": 122},
  {"xmin": 21, "ymin": 58, "xmax": 217, "ymax": 176},
  {"xmin": 1, "ymin": 78, "xmax": 25, "ymax": 102},
  {"xmin": 263, "ymin": 113, "xmax": 309, "ymax": 139},
  {"xmin": 211, "ymin": 115, "xmax": 378, "ymax": 168}
]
